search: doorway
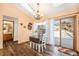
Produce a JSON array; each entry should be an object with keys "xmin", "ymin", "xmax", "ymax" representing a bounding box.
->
[
  {"xmin": 3, "ymin": 16, "xmax": 18, "ymax": 48},
  {"xmin": 3, "ymin": 20, "xmax": 14, "ymax": 47}
]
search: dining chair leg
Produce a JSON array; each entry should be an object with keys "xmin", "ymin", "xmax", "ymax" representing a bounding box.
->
[
  {"xmin": 30, "ymin": 41, "xmax": 32, "ymax": 48},
  {"xmin": 33, "ymin": 42, "xmax": 35, "ymax": 49},
  {"xmin": 36, "ymin": 43, "xmax": 38, "ymax": 50},
  {"xmin": 44, "ymin": 44, "xmax": 46, "ymax": 49},
  {"xmin": 38, "ymin": 44, "xmax": 41, "ymax": 53},
  {"xmin": 41, "ymin": 44, "xmax": 44, "ymax": 52}
]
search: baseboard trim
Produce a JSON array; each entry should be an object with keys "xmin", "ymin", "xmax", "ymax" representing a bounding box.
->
[{"xmin": 18, "ymin": 41, "xmax": 30, "ymax": 45}]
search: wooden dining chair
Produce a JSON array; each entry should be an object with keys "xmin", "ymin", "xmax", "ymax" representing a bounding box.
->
[
  {"xmin": 36, "ymin": 35, "xmax": 47, "ymax": 53},
  {"xmin": 29, "ymin": 37, "xmax": 35, "ymax": 48}
]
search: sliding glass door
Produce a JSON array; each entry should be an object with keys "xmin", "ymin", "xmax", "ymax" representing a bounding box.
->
[
  {"xmin": 53, "ymin": 16, "xmax": 75, "ymax": 49},
  {"xmin": 53, "ymin": 20, "xmax": 60, "ymax": 46},
  {"xmin": 61, "ymin": 17, "xmax": 75, "ymax": 49}
]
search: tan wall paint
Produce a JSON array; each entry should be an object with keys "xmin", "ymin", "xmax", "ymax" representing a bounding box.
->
[
  {"xmin": 0, "ymin": 3, "xmax": 35, "ymax": 48},
  {"xmin": 0, "ymin": 15, "xmax": 3, "ymax": 48},
  {"xmin": 76, "ymin": 14, "xmax": 79, "ymax": 52},
  {"xmin": 0, "ymin": 4, "xmax": 3, "ymax": 48}
]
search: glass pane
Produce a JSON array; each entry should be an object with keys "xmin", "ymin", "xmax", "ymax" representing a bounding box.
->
[
  {"xmin": 53, "ymin": 20, "xmax": 60, "ymax": 46},
  {"xmin": 61, "ymin": 17, "xmax": 74, "ymax": 49}
]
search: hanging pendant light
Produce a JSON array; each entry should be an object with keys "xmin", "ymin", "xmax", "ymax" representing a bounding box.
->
[{"xmin": 34, "ymin": 3, "xmax": 42, "ymax": 20}]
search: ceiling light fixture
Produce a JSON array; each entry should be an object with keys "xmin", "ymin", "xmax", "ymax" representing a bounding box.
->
[{"xmin": 34, "ymin": 3, "xmax": 42, "ymax": 20}]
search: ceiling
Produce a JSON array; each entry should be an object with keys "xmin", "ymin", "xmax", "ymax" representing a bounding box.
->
[
  {"xmin": 17, "ymin": 3, "xmax": 79, "ymax": 19},
  {"xmin": 28, "ymin": 3, "xmax": 63, "ymax": 16}
]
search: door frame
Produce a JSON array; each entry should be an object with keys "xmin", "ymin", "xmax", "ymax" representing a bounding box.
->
[
  {"xmin": 2, "ymin": 16, "xmax": 18, "ymax": 45},
  {"xmin": 59, "ymin": 15, "xmax": 76, "ymax": 50}
]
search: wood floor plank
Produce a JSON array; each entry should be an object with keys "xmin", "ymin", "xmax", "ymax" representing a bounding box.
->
[{"xmin": 0, "ymin": 40, "xmax": 78, "ymax": 56}]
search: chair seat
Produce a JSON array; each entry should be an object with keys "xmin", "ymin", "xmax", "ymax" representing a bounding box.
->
[
  {"xmin": 29, "ymin": 36, "xmax": 44, "ymax": 44},
  {"xmin": 35, "ymin": 40, "xmax": 45, "ymax": 44},
  {"xmin": 29, "ymin": 36, "xmax": 46, "ymax": 53}
]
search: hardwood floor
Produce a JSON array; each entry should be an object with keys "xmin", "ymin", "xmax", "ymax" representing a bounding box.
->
[
  {"xmin": 0, "ymin": 40, "xmax": 78, "ymax": 56},
  {"xmin": 1, "ymin": 41, "xmax": 41, "ymax": 56}
]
